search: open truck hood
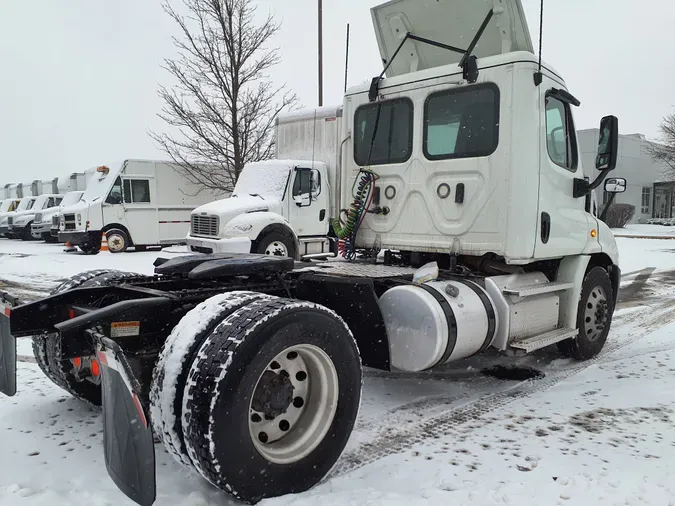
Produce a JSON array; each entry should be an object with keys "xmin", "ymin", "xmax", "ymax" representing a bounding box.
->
[{"xmin": 371, "ymin": 0, "xmax": 534, "ymax": 77}]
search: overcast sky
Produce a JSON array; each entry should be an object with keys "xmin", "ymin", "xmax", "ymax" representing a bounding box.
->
[{"xmin": 1, "ymin": 0, "xmax": 674, "ymax": 181}]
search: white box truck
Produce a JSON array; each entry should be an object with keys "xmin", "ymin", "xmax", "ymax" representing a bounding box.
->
[
  {"xmin": 1, "ymin": 1, "xmax": 626, "ymax": 505},
  {"xmin": 0, "ymin": 197, "xmax": 21, "ymax": 237},
  {"xmin": 58, "ymin": 159, "xmax": 224, "ymax": 253},
  {"xmin": 186, "ymin": 107, "xmax": 342, "ymax": 259},
  {"xmin": 7, "ymin": 193, "xmax": 64, "ymax": 240}
]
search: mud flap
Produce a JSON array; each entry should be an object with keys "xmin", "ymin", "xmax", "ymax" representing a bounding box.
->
[
  {"xmin": 0, "ymin": 300, "xmax": 16, "ymax": 397},
  {"xmin": 97, "ymin": 337, "xmax": 156, "ymax": 506}
]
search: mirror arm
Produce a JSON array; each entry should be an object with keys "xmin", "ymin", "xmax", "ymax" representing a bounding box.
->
[
  {"xmin": 598, "ymin": 191, "xmax": 617, "ymax": 223},
  {"xmin": 573, "ymin": 168, "xmax": 611, "ymax": 198}
]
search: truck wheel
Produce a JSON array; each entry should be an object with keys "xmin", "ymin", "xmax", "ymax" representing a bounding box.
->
[
  {"xmin": 21, "ymin": 226, "xmax": 33, "ymax": 241},
  {"xmin": 31, "ymin": 270, "xmax": 143, "ymax": 405},
  {"xmin": 181, "ymin": 297, "xmax": 362, "ymax": 504},
  {"xmin": 150, "ymin": 291, "xmax": 273, "ymax": 467},
  {"xmin": 256, "ymin": 231, "xmax": 297, "ymax": 259},
  {"xmin": 558, "ymin": 266, "xmax": 614, "ymax": 360},
  {"xmin": 106, "ymin": 229, "xmax": 129, "ymax": 253},
  {"xmin": 78, "ymin": 243, "xmax": 100, "ymax": 254}
]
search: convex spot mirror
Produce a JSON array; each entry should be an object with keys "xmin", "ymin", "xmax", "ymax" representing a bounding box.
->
[
  {"xmin": 596, "ymin": 116, "xmax": 619, "ymax": 171},
  {"xmin": 604, "ymin": 177, "xmax": 626, "ymax": 193}
]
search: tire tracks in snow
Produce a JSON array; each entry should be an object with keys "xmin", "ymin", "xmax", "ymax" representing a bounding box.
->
[{"xmin": 329, "ymin": 298, "xmax": 675, "ymax": 479}]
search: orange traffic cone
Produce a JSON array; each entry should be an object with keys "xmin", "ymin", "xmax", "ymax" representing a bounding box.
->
[
  {"xmin": 100, "ymin": 232, "xmax": 109, "ymax": 252},
  {"xmin": 64, "ymin": 241, "xmax": 76, "ymax": 252}
]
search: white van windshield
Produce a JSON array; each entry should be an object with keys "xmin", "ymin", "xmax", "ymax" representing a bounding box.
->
[
  {"xmin": 233, "ymin": 164, "xmax": 291, "ymax": 199},
  {"xmin": 60, "ymin": 191, "xmax": 83, "ymax": 207},
  {"xmin": 82, "ymin": 165, "xmax": 119, "ymax": 202}
]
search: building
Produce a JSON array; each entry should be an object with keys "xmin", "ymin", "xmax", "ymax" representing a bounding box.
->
[{"xmin": 578, "ymin": 129, "xmax": 673, "ymax": 224}]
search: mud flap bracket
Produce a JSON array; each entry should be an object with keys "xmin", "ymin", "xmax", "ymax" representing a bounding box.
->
[
  {"xmin": 0, "ymin": 295, "xmax": 17, "ymax": 397},
  {"xmin": 96, "ymin": 335, "xmax": 156, "ymax": 506}
]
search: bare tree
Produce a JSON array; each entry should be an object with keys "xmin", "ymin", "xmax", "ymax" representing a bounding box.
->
[
  {"xmin": 644, "ymin": 112, "xmax": 675, "ymax": 178},
  {"xmin": 150, "ymin": 0, "xmax": 297, "ymax": 193}
]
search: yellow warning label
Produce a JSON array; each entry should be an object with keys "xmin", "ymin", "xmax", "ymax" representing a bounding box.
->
[{"xmin": 111, "ymin": 321, "xmax": 140, "ymax": 338}]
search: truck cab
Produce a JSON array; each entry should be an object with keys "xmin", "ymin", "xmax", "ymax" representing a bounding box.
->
[
  {"xmin": 8, "ymin": 194, "xmax": 64, "ymax": 240},
  {"xmin": 187, "ymin": 160, "xmax": 333, "ymax": 259},
  {"xmin": 0, "ymin": 198, "xmax": 21, "ymax": 237},
  {"xmin": 33, "ymin": 190, "xmax": 83, "ymax": 242}
]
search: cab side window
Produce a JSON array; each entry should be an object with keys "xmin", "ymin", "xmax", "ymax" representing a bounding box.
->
[
  {"xmin": 292, "ymin": 169, "xmax": 321, "ymax": 204},
  {"xmin": 545, "ymin": 95, "xmax": 578, "ymax": 171},
  {"xmin": 122, "ymin": 179, "xmax": 151, "ymax": 203},
  {"xmin": 106, "ymin": 177, "xmax": 124, "ymax": 204}
]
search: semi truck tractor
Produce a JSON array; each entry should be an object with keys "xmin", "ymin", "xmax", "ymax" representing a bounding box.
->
[{"xmin": 0, "ymin": 1, "xmax": 625, "ymax": 505}]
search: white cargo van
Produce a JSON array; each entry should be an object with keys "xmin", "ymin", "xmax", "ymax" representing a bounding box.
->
[
  {"xmin": 32, "ymin": 190, "xmax": 84, "ymax": 241},
  {"xmin": 58, "ymin": 159, "xmax": 224, "ymax": 253}
]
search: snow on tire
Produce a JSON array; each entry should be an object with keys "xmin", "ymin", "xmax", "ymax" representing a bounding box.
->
[
  {"xmin": 181, "ymin": 297, "xmax": 362, "ymax": 504},
  {"xmin": 31, "ymin": 269, "xmax": 144, "ymax": 405},
  {"xmin": 149, "ymin": 291, "xmax": 273, "ymax": 467}
]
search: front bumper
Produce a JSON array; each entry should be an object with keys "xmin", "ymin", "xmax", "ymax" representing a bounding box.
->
[
  {"xmin": 31, "ymin": 222, "xmax": 50, "ymax": 238},
  {"xmin": 58, "ymin": 230, "xmax": 100, "ymax": 246},
  {"xmin": 187, "ymin": 235, "xmax": 252, "ymax": 254},
  {"xmin": 8, "ymin": 223, "xmax": 28, "ymax": 233}
]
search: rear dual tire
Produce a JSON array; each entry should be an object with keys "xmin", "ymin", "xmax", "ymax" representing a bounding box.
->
[{"xmin": 151, "ymin": 292, "xmax": 362, "ymax": 504}]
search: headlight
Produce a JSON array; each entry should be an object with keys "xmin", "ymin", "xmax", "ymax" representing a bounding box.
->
[{"xmin": 77, "ymin": 214, "xmax": 82, "ymax": 221}]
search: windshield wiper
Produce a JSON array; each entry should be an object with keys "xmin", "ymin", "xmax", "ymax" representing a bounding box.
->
[
  {"xmin": 369, "ymin": 8, "xmax": 494, "ymax": 101},
  {"xmin": 249, "ymin": 193, "xmax": 264, "ymax": 200}
]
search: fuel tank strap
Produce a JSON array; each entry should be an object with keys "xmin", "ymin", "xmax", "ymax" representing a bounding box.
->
[
  {"xmin": 452, "ymin": 278, "xmax": 497, "ymax": 352},
  {"xmin": 416, "ymin": 283, "xmax": 457, "ymax": 367}
]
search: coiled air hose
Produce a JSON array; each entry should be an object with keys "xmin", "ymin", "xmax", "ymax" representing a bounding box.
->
[{"xmin": 332, "ymin": 169, "xmax": 377, "ymax": 260}]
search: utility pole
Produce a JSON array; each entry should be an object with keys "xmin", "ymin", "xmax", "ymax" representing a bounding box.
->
[{"xmin": 318, "ymin": 0, "xmax": 323, "ymax": 106}]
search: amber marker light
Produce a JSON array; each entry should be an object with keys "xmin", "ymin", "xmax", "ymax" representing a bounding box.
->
[{"xmin": 590, "ymin": 229, "xmax": 597, "ymax": 238}]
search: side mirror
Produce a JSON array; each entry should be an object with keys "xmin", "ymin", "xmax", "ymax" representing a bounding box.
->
[
  {"xmin": 596, "ymin": 115, "xmax": 619, "ymax": 171},
  {"xmin": 604, "ymin": 177, "xmax": 626, "ymax": 193}
]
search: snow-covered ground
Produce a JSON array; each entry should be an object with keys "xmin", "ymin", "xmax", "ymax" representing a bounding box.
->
[
  {"xmin": 612, "ymin": 223, "xmax": 675, "ymax": 238},
  {"xmin": 1, "ymin": 237, "xmax": 675, "ymax": 505}
]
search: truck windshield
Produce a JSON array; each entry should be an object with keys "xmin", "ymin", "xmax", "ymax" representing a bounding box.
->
[
  {"xmin": 0, "ymin": 199, "xmax": 13, "ymax": 212},
  {"xmin": 60, "ymin": 191, "xmax": 83, "ymax": 207},
  {"xmin": 233, "ymin": 164, "xmax": 291, "ymax": 199},
  {"xmin": 31, "ymin": 195, "xmax": 49, "ymax": 210},
  {"xmin": 17, "ymin": 198, "xmax": 35, "ymax": 211},
  {"xmin": 82, "ymin": 165, "xmax": 118, "ymax": 202}
]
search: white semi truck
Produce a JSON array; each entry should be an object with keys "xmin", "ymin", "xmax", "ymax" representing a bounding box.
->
[{"xmin": 1, "ymin": 1, "xmax": 625, "ymax": 505}]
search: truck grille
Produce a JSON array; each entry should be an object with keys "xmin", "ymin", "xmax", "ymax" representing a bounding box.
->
[
  {"xmin": 34, "ymin": 213, "xmax": 43, "ymax": 224},
  {"xmin": 191, "ymin": 215, "xmax": 219, "ymax": 237},
  {"xmin": 7, "ymin": 217, "xmax": 12, "ymax": 226},
  {"xmin": 64, "ymin": 213, "xmax": 76, "ymax": 231},
  {"xmin": 52, "ymin": 215, "xmax": 59, "ymax": 228}
]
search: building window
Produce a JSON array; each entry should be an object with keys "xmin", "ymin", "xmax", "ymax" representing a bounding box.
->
[
  {"xmin": 354, "ymin": 98, "xmax": 413, "ymax": 166},
  {"xmin": 423, "ymin": 84, "xmax": 500, "ymax": 160},
  {"xmin": 641, "ymin": 187, "xmax": 652, "ymax": 214}
]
